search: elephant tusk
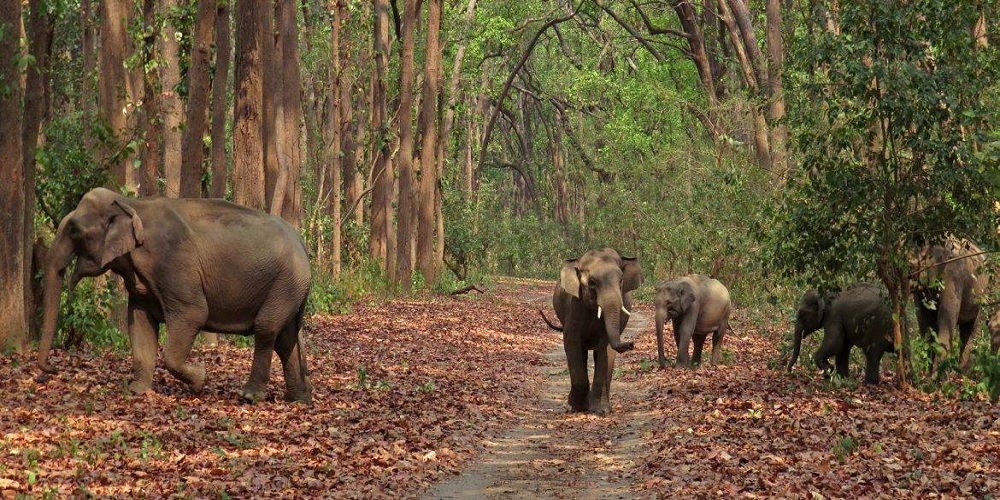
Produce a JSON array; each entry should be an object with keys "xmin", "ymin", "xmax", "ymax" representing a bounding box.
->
[
  {"xmin": 597, "ymin": 306, "xmax": 603, "ymax": 319},
  {"xmin": 621, "ymin": 306, "xmax": 631, "ymax": 317}
]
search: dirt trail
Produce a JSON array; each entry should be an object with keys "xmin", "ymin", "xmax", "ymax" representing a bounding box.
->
[{"xmin": 427, "ymin": 289, "xmax": 655, "ymax": 499}]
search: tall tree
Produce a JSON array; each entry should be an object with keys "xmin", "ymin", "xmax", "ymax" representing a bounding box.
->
[
  {"xmin": 138, "ymin": 0, "xmax": 164, "ymax": 197},
  {"xmin": 261, "ymin": 1, "xmax": 280, "ymax": 209},
  {"xmin": 270, "ymin": 0, "xmax": 304, "ymax": 227},
  {"xmin": 179, "ymin": 0, "xmax": 218, "ymax": 198},
  {"xmin": 416, "ymin": 0, "xmax": 443, "ymax": 283},
  {"xmin": 325, "ymin": 0, "xmax": 345, "ymax": 278},
  {"xmin": 393, "ymin": 0, "xmax": 418, "ymax": 289},
  {"xmin": 99, "ymin": 0, "xmax": 132, "ymax": 186},
  {"xmin": 369, "ymin": 0, "xmax": 394, "ymax": 272},
  {"xmin": 210, "ymin": 0, "xmax": 231, "ymax": 199},
  {"xmin": 161, "ymin": 0, "xmax": 184, "ymax": 197},
  {"xmin": 0, "ymin": 0, "xmax": 26, "ymax": 352},
  {"xmin": 233, "ymin": 0, "xmax": 266, "ymax": 209}
]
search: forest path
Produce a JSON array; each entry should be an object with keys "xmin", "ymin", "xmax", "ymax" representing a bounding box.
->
[{"xmin": 426, "ymin": 281, "xmax": 655, "ymax": 499}]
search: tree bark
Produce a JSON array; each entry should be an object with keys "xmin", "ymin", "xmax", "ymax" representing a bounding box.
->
[
  {"xmin": 210, "ymin": 1, "xmax": 231, "ymax": 199},
  {"xmin": 161, "ymin": 0, "xmax": 183, "ymax": 197},
  {"xmin": 138, "ymin": 0, "xmax": 163, "ymax": 197},
  {"xmin": 766, "ymin": 0, "xmax": 788, "ymax": 179},
  {"xmin": 672, "ymin": 0, "xmax": 720, "ymax": 139},
  {"xmin": 233, "ymin": 0, "xmax": 266, "ymax": 210},
  {"xmin": 81, "ymin": 0, "xmax": 96, "ymax": 146},
  {"xmin": 99, "ymin": 0, "xmax": 132, "ymax": 187},
  {"xmin": 262, "ymin": 1, "xmax": 280, "ymax": 210},
  {"xmin": 393, "ymin": 0, "xmax": 418, "ymax": 289},
  {"xmin": 369, "ymin": 0, "xmax": 394, "ymax": 272},
  {"xmin": 270, "ymin": 0, "xmax": 303, "ymax": 227},
  {"xmin": 326, "ymin": 0, "xmax": 344, "ymax": 278},
  {"xmin": 417, "ymin": 0, "xmax": 443, "ymax": 283},
  {"xmin": 1, "ymin": 0, "xmax": 27, "ymax": 352},
  {"xmin": 179, "ymin": 0, "xmax": 218, "ymax": 198}
]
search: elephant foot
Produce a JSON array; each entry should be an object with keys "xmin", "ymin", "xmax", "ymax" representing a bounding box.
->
[
  {"xmin": 612, "ymin": 341, "xmax": 635, "ymax": 354},
  {"xmin": 588, "ymin": 400, "xmax": 612, "ymax": 416},
  {"xmin": 128, "ymin": 379, "xmax": 153, "ymax": 395},
  {"xmin": 284, "ymin": 384, "xmax": 313, "ymax": 404},
  {"xmin": 188, "ymin": 364, "xmax": 207, "ymax": 392},
  {"xmin": 239, "ymin": 383, "xmax": 267, "ymax": 403}
]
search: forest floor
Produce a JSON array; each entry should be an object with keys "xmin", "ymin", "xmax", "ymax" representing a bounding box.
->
[{"xmin": 1, "ymin": 279, "xmax": 999, "ymax": 498}]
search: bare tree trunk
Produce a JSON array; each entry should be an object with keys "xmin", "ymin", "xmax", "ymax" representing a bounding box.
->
[
  {"xmin": 270, "ymin": 0, "xmax": 302, "ymax": 227},
  {"xmin": 233, "ymin": 0, "xmax": 266, "ymax": 210},
  {"xmin": 1, "ymin": 0, "xmax": 26, "ymax": 352},
  {"xmin": 99, "ymin": 0, "xmax": 131, "ymax": 187},
  {"xmin": 137, "ymin": 0, "xmax": 163, "ymax": 197},
  {"xmin": 672, "ymin": 0, "xmax": 720, "ymax": 139},
  {"xmin": 81, "ymin": 0, "xmax": 95, "ymax": 146},
  {"xmin": 262, "ymin": 1, "xmax": 280, "ymax": 210},
  {"xmin": 210, "ymin": 1, "xmax": 231, "ymax": 199},
  {"xmin": 179, "ymin": 0, "xmax": 218, "ymax": 198},
  {"xmin": 417, "ymin": 0, "xmax": 443, "ymax": 284},
  {"xmin": 369, "ymin": 0, "xmax": 393, "ymax": 272},
  {"xmin": 393, "ymin": 0, "xmax": 418, "ymax": 289},
  {"xmin": 161, "ymin": 0, "xmax": 183, "ymax": 197},
  {"xmin": 327, "ymin": 0, "xmax": 344, "ymax": 278},
  {"xmin": 766, "ymin": 0, "xmax": 788, "ymax": 179}
]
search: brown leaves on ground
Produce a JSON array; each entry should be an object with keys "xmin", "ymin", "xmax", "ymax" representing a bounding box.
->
[{"xmin": 2, "ymin": 280, "xmax": 999, "ymax": 498}]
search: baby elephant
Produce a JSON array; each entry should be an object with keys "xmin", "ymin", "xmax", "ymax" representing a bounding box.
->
[
  {"xmin": 787, "ymin": 283, "xmax": 894, "ymax": 384},
  {"xmin": 655, "ymin": 275, "xmax": 732, "ymax": 368}
]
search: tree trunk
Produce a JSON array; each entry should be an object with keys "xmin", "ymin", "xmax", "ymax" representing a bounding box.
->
[
  {"xmin": 766, "ymin": 0, "xmax": 788, "ymax": 180},
  {"xmin": 672, "ymin": 0, "xmax": 720, "ymax": 139},
  {"xmin": 99, "ymin": 0, "xmax": 132, "ymax": 187},
  {"xmin": 233, "ymin": 0, "xmax": 266, "ymax": 210},
  {"xmin": 161, "ymin": 0, "xmax": 183, "ymax": 197},
  {"xmin": 210, "ymin": 0, "xmax": 231, "ymax": 199},
  {"xmin": 416, "ymin": 0, "xmax": 443, "ymax": 284},
  {"xmin": 369, "ymin": 0, "xmax": 393, "ymax": 272},
  {"xmin": 1, "ymin": 0, "xmax": 26, "ymax": 353},
  {"xmin": 138, "ymin": 0, "xmax": 163, "ymax": 197},
  {"xmin": 179, "ymin": 0, "xmax": 218, "ymax": 198},
  {"xmin": 393, "ymin": 0, "xmax": 418, "ymax": 289},
  {"xmin": 81, "ymin": 0, "xmax": 95, "ymax": 146},
  {"xmin": 326, "ymin": 0, "xmax": 344, "ymax": 278},
  {"xmin": 273, "ymin": 0, "xmax": 303, "ymax": 227},
  {"xmin": 262, "ymin": 1, "xmax": 279, "ymax": 210}
]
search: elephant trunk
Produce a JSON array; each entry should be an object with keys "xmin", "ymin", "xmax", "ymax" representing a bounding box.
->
[
  {"xmin": 599, "ymin": 291, "xmax": 634, "ymax": 353},
  {"xmin": 37, "ymin": 224, "xmax": 75, "ymax": 373},
  {"xmin": 786, "ymin": 324, "xmax": 803, "ymax": 372}
]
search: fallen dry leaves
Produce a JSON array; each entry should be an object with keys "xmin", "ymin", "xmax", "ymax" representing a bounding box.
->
[{"xmin": 2, "ymin": 280, "xmax": 999, "ymax": 498}]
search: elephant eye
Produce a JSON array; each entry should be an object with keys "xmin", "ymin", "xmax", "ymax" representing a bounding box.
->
[{"xmin": 588, "ymin": 277, "xmax": 598, "ymax": 288}]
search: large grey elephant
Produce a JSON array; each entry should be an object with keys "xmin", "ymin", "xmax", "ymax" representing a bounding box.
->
[
  {"xmin": 38, "ymin": 188, "xmax": 313, "ymax": 402},
  {"xmin": 786, "ymin": 283, "xmax": 894, "ymax": 384},
  {"xmin": 539, "ymin": 248, "xmax": 642, "ymax": 415},
  {"xmin": 911, "ymin": 237, "xmax": 989, "ymax": 373},
  {"xmin": 654, "ymin": 275, "xmax": 731, "ymax": 368}
]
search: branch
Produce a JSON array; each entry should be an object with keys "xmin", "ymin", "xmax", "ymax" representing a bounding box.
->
[
  {"xmin": 596, "ymin": 1, "xmax": 664, "ymax": 62},
  {"xmin": 629, "ymin": 0, "xmax": 690, "ymax": 39},
  {"xmin": 449, "ymin": 284, "xmax": 485, "ymax": 295},
  {"xmin": 477, "ymin": 2, "xmax": 583, "ymax": 176}
]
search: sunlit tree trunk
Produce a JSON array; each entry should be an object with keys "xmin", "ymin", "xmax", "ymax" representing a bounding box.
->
[
  {"xmin": 269, "ymin": 0, "xmax": 303, "ymax": 227},
  {"xmin": 233, "ymin": 0, "xmax": 266, "ymax": 210},
  {"xmin": 325, "ymin": 0, "xmax": 344, "ymax": 279},
  {"xmin": 1, "ymin": 0, "xmax": 26, "ymax": 353},
  {"xmin": 210, "ymin": 0, "xmax": 231, "ymax": 199},
  {"xmin": 161, "ymin": 0, "xmax": 183, "ymax": 197},
  {"xmin": 417, "ymin": 0, "xmax": 443, "ymax": 283},
  {"xmin": 99, "ymin": 0, "xmax": 131, "ymax": 187},
  {"xmin": 369, "ymin": 0, "xmax": 394, "ymax": 272},
  {"xmin": 262, "ymin": 1, "xmax": 279, "ymax": 210},
  {"xmin": 393, "ymin": 0, "xmax": 418, "ymax": 289},
  {"xmin": 179, "ymin": 0, "xmax": 218, "ymax": 198}
]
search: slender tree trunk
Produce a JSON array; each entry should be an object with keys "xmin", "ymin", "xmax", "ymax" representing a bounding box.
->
[
  {"xmin": 99, "ymin": 0, "xmax": 131, "ymax": 187},
  {"xmin": 271, "ymin": 0, "xmax": 303, "ymax": 227},
  {"xmin": 766, "ymin": 0, "xmax": 788, "ymax": 179},
  {"xmin": 233, "ymin": 0, "xmax": 266, "ymax": 210},
  {"xmin": 210, "ymin": 0, "xmax": 231, "ymax": 199},
  {"xmin": 1, "ymin": 0, "xmax": 26, "ymax": 352},
  {"xmin": 369, "ymin": 0, "xmax": 393, "ymax": 271},
  {"xmin": 393, "ymin": 0, "xmax": 418, "ymax": 288},
  {"xmin": 81, "ymin": 0, "xmax": 95, "ymax": 146},
  {"xmin": 672, "ymin": 0, "xmax": 720, "ymax": 139},
  {"xmin": 417, "ymin": 0, "xmax": 443, "ymax": 283},
  {"xmin": 138, "ymin": 0, "xmax": 163, "ymax": 197},
  {"xmin": 262, "ymin": 1, "xmax": 279, "ymax": 210},
  {"xmin": 327, "ymin": 0, "xmax": 344, "ymax": 278},
  {"xmin": 179, "ymin": 0, "xmax": 218, "ymax": 198},
  {"xmin": 161, "ymin": 0, "xmax": 183, "ymax": 197}
]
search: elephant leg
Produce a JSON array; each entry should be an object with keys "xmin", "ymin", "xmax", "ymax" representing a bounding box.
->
[
  {"xmin": 240, "ymin": 326, "xmax": 279, "ymax": 402},
  {"xmin": 564, "ymin": 334, "xmax": 589, "ymax": 412},
  {"xmin": 162, "ymin": 319, "xmax": 207, "ymax": 392},
  {"xmin": 813, "ymin": 327, "xmax": 842, "ymax": 376},
  {"xmin": 274, "ymin": 322, "xmax": 312, "ymax": 403},
  {"xmin": 692, "ymin": 334, "xmax": 708, "ymax": 366},
  {"xmin": 655, "ymin": 310, "xmax": 668, "ymax": 369},
  {"xmin": 863, "ymin": 348, "xmax": 884, "ymax": 385},
  {"xmin": 933, "ymin": 291, "xmax": 960, "ymax": 374},
  {"xmin": 957, "ymin": 316, "xmax": 978, "ymax": 373},
  {"xmin": 126, "ymin": 303, "xmax": 159, "ymax": 394},
  {"xmin": 589, "ymin": 344, "xmax": 615, "ymax": 415},
  {"xmin": 710, "ymin": 314, "xmax": 729, "ymax": 366},
  {"xmin": 834, "ymin": 350, "xmax": 850, "ymax": 379},
  {"xmin": 672, "ymin": 318, "xmax": 682, "ymax": 349}
]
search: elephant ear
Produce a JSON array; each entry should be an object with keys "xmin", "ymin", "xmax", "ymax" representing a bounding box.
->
[
  {"xmin": 560, "ymin": 259, "xmax": 582, "ymax": 298},
  {"xmin": 621, "ymin": 256, "xmax": 642, "ymax": 293},
  {"xmin": 100, "ymin": 200, "xmax": 145, "ymax": 267},
  {"xmin": 677, "ymin": 282, "xmax": 697, "ymax": 312}
]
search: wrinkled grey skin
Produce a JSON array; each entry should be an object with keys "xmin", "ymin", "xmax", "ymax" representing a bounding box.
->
[
  {"xmin": 654, "ymin": 275, "xmax": 731, "ymax": 368},
  {"xmin": 911, "ymin": 238, "xmax": 989, "ymax": 373},
  {"xmin": 38, "ymin": 188, "xmax": 312, "ymax": 403},
  {"xmin": 787, "ymin": 283, "xmax": 894, "ymax": 384},
  {"xmin": 547, "ymin": 248, "xmax": 642, "ymax": 415}
]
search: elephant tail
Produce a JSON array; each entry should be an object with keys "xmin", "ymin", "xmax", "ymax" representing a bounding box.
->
[{"xmin": 539, "ymin": 309, "xmax": 564, "ymax": 332}]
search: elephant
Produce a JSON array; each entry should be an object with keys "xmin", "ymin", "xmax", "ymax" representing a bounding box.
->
[
  {"xmin": 786, "ymin": 283, "xmax": 894, "ymax": 384},
  {"xmin": 910, "ymin": 237, "xmax": 989, "ymax": 373},
  {"xmin": 539, "ymin": 248, "xmax": 642, "ymax": 415},
  {"xmin": 654, "ymin": 275, "xmax": 731, "ymax": 368},
  {"xmin": 37, "ymin": 188, "xmax": 313, "ymax": 403}
]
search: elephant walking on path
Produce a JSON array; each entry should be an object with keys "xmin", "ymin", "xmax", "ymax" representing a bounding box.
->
[
  {"xmin": 654, "ymin": 275, "xmax": 731, "ymax": 368},
  {"xmin": 540, "ymin": 248, "xmax": 642, "ymax": 414},
  {"xmin": 38, "ymin": 188, "xmax": 313, "ymax": 402}
]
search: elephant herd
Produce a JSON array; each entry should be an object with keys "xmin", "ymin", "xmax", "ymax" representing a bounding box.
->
[
  {"xmin": 34, "ymin": 189, "xmax": 1000, "ymax": 413},
  {"xmin": 544, "ymin": 241, "xmax": 1000, "ymax": 415}
]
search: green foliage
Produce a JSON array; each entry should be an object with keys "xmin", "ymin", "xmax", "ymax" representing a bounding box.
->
[
  {"xmin": 58, "ymin": 277, "xmax": 126, "ymax": 353},
  {"xmin": 832, "ymin": 434, "xmax": 859, "ymax": 464},
  {"xmin": 35, "ymin": 114, "xmax": 111, "ymax": 226}
]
